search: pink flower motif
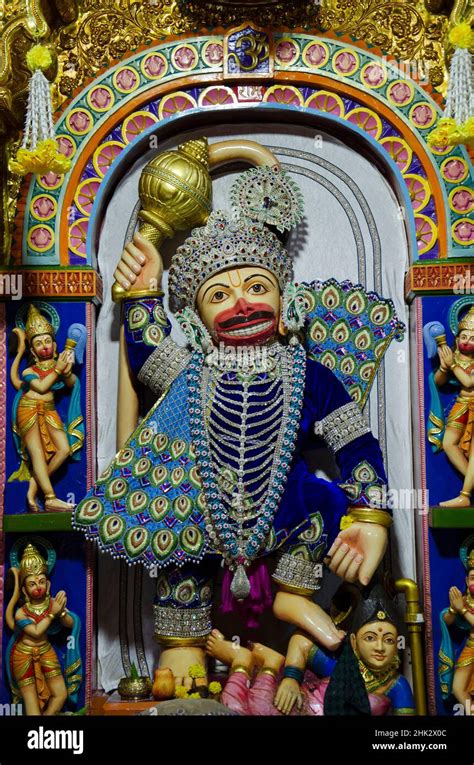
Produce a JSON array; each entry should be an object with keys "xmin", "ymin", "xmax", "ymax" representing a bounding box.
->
[
  {"xmin": 116, "ymin": 69, "xmax": 138, "ymax": 90},
  {"xmin": 390, "ymin": 82, "xmax": 411, "ymax": 104},
  {"xmin": 57, "ymin": 136, "xmax": 74, "ymax": 157},
  {"xmin": 40, "ymin": 172, "xmax": 61, "ymax": 188},
  {"xmin": 69, "ymin": 111, "xmax": 91, "ymax": 132},
  {"xmin": 277, "ymin": 41, "xmax": 296, "ymax": 62},
  {"xmin": 335, "ymin": 52, "xmax": 356, "ymax": 73},
  {"xmin": 452, "ymin": 190, "xmax": 473, "ymax": 212},
  {"xmin": 33, "ymin": 197, "xmax": 55, "ymax": 218},
  {"xmin": 363, "ymin": 64, "xmax": 384, "ymax": 86},
  {"xmin": 31, "ymin": 228, "xmax": 52, "ymax": 248},
  {"xmin": 444, "ymin": 160, "xmax": 466, "ymax": 181},
  {"xmin": 205, "ymin": 43, "xmax": 223, "ymax": 65},
  {"xmin": 453, "ymin": 189, "xmax": 474, "ymax": 212},
  {"xmin": 145, "ymin": 56, "xmax": 165, "ymax": 77},
  {"xmin": 90, "ymin": 88, "xmax": 111, "ymax": 109},
  {"xmin": 412, "ymin": 104, "xmax": 433, "ymax": 127},
  {"xmin": 454, "ymin": 221, "xmax": 474, "ymax": 243},
  {"xmin": 306, "ymin": 44, "xmax": 325, "ymax": 66},
  {"xmin": 174, "ymin": 46, "xmax": 196, "ymax": 68}
]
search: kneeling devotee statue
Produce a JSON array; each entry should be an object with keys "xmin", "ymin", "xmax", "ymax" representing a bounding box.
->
[{"xmin": 74, "ymin": 137, "xmax": 394, "ymax": 689}]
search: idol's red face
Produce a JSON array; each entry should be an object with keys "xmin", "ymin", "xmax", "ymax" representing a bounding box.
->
[
  {"xmin": 196, "ymin": 266, "xmax": 282, "ymax": 347},
  {"xmin": 23, "ymin": 574, "xmax": 48, "ymax": 602},
  {"xmin": 457, "ymin": 330, "xmax": 474, "ymax": 356},
  {"xmin": 31, "ymin": 333, "xmax": 55, "ymax": 360},
  {"xmin": 467, "ymin": 570, "xmax": 474, "ymax": 595}
]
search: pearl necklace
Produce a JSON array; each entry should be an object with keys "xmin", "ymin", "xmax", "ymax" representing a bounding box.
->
[{"xmin": 187, "ymin": 342, "xmax": 306, "ymax": 600}]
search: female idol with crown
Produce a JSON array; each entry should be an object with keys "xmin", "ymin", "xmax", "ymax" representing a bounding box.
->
[{"xmin": 74, "ymin": 138, "xmax": 399, "ymax": 692}]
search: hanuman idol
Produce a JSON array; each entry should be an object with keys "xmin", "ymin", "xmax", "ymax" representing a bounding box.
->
[
  {"xmin": 9, "ymin": 304, "xmax": 85, "ymax": 512},
  {"xmin": 74, "ymin": 138, "xmax": 393, "ymax": 687}
]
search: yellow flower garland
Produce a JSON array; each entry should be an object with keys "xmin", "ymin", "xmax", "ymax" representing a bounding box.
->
[
  {"xmin": 428, "ymin": 117, "xmax": 474, "ymax": 148},
  {"xmin": 10, "ymin": 138, "xmax": 71, "ymax": 176},
  {"xmin": 449, "ymin": 22, "xmax": 474, "ymax": 50},
  {"xmin": 26, "ymin": 44, "xmax": 53, "ymax": 72}
]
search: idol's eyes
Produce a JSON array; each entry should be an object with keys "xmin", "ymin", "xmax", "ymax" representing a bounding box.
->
[
  {"xmin": 247, "ymin": 282, "xmax": 269, "ymax": 295},
  {"xmin": 209, "ymin": 289, "xmax": 229, "ymax": 303},
  {"xmin": 384, "ymin": 636, "xmax": 395, "ymax": 645}
]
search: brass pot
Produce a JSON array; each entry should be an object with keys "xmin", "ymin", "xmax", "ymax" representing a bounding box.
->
[{"xmin": 117, "ymin": 676, "xmax": 152, "ymax": 700}]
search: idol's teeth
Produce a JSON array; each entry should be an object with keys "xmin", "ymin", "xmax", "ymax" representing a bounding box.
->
[{"xmin": 222, "ymin": 320, "xmax": 273, "ymax": 338}]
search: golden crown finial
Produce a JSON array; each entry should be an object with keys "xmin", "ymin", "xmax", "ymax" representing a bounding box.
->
[
  {"xmin": 458, "ymin": 306, "xmax": 474, "ymax": 333},
  {"xmin": 25, "ymin": 304, "xmax": 54, "ymax": 344},
  {"xmin": 19, "ymin": 543, "xmax": 48, "ymax": 584}
]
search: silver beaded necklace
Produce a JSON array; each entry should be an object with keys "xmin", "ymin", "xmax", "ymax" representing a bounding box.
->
[{"xmin": 200, "ymin": 343, "xmax": 293, "ymax": 597}]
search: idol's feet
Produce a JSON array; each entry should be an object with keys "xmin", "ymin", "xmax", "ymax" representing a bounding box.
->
[
  {"xmin": 206, "ymin": 629, "xmax": 254, "ymax": 670},
  {"xmin": 249, "ymin": 642, "xmax": 285, "ymax": 675},
  {"xmin": 273, "ymin": 591, "xmax": 345, "ymax": 651},
  {"xmin": 27, "ymin": 478, "xmax": 40, "ymax": 512},
  {"xmin": 44, "ymin": 495, "xmax": 75, "ymax": 512},
  {"xmin": 26, "ymin": 494, "xmax": 41, "ymax": 512},
  {"xmin": 159, "ymin": 646, "xmax": 208, "ymax": 690},
  {"xmin": 439, "ymin": 493, "xmax": 471, "ymax": 508}
]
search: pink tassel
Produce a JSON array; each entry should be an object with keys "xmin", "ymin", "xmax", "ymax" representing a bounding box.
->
[{"xmin": 220, "ymin": 559, "xmax": 273, "ymax": 629}]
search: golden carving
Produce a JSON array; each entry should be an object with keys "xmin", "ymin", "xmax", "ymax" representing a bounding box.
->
[{"xmin": 319, "ymin": 1, "xmax": 449, "ymax": 88}]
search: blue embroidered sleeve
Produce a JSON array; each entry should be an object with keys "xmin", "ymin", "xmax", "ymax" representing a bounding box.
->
[
  {"xmin": 305, "ymin": 358, "xmax": 389, "ymax": 511},
  {"xmin": 123, "ymin": 295, "xmax": 172, "ymax": 376}
]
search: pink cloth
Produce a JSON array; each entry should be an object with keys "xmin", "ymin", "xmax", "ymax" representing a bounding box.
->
[
  {"xmin": 221, "ymin": 673, "xmax": 393, "ymax": 716},
  {"xmin": 303, "ymin": 678, "xmax": 391, "ymax": 716},
  {"xmin": 248, "ymin": 673, "xmax": 281, "ymax": 716},
  {"xmin": 221, "ymin": 671, "xmax": 250, "ymax": 715}
]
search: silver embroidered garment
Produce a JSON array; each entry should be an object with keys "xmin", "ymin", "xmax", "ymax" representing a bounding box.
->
[
  {"xmin": 153, "ymin": 605, "xmax": 212, "ymax": 640},
  {"xmin": 313, "ymin": 400, "xmax": 371, "ymax": 453},
  {"xmin": 138, "ymin": 336, "xmax": 191, "ymax": 394},
  {"xmin": 273, "ymin": 551, "xmax": 322, "ymax": 592}
]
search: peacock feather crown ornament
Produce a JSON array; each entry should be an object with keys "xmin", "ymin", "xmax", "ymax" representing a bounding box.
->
[
  {"xmin": 458, "ymin": 306, "xmax": 474, "ymax": 332},
  {"xmin": 168, "ymin": 165, "xmax": 304, "ymax": 311},
  {"xmin": 19, "ymin": 543, "xmax": 48, "ymax": 585},
  {"xmin": 25, "ymin": 304, "xmax": 55, "ymax": 343}
]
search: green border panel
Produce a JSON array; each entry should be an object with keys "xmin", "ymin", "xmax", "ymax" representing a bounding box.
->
[
  {"xmin": 429, "ymin": 506, "xmax": 474, "ymax": 529},
  {"xmin": 2, "ymin": 513, "xmax": 74, "ymax": 532}
]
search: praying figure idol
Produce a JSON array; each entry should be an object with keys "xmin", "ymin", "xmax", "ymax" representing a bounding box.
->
[
  {"xmin": 425, "ymin": 305, "xmax": 474, "ymax": 507},
  {"xmin": 5, "ymin": 540, "xmax": 82, "ymax": 715},
  {"xmin": 74, "ymin": 138, "xmax": 397, "ymax": 690},
  {"xmin": 9, "ymin": 304, "xmax": 85, "ymax": 512},
  {"xmin": 439, "ymin": 546, "xmax": 474, "ymax": 714}
]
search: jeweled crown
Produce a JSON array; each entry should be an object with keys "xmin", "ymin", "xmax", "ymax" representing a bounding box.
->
[
  {"xmin": 459, "ymin": 306, "xmax": 474, "ymax": 332},
  {"xmin": 168, "ymin": 211, "xmax": 293, "ymax": 311},
  {"xmin": 20, "ymin": 543, "xmax": 48, "ymax": 584},
  {"xmin": 25, "ymin": 304, "xmax": 54, "ymax": 343}
]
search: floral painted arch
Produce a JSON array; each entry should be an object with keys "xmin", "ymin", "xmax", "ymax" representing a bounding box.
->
[{"xmin": 16, "ymin": 29, "xmax": 474, "ymax": 267}]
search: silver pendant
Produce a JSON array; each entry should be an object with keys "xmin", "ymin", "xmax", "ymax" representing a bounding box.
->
[{"xmin": 231, "ymin": 564, "xmax": 251, "ymax": 601}]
